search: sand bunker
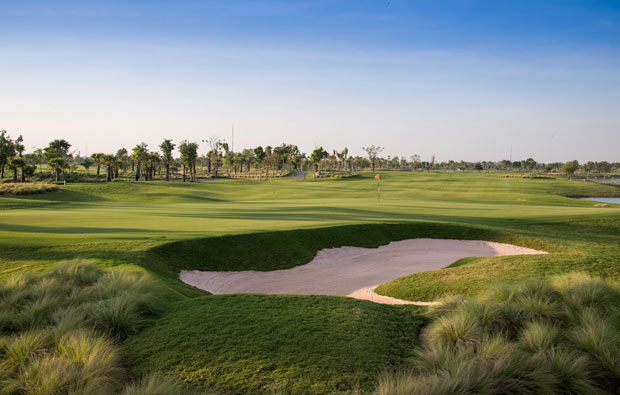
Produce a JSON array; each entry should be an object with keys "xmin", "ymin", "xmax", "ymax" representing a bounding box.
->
[{"xmin": 180, "ymin": 239, "xmax": 546, "ymax": 305}]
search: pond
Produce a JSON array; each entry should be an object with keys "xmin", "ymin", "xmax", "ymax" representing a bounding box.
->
[{"xmin": 581, "ymin": 197, "xmax": 620, "ymax": 204}]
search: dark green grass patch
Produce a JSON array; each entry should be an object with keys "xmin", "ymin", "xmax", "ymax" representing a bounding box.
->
[{"xmin": 123, "ymin": 295, "xmax": 426, "ymax": 394}]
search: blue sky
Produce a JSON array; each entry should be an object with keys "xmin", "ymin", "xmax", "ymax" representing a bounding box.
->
[{"xmin": 1, "ymin": 0, "xmax": 619, "ymax": 161}]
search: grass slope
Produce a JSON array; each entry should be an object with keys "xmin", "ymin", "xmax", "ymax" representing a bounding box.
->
[
  {"xmin": 146, "ymin": 222, "xmax": 555, "ymax": 277},
  {"xmin": 123, "ymin": 295, "xmax": 426, "ymax": 394}
]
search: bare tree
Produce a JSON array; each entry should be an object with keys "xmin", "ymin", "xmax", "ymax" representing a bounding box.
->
[
  {"xmin": 362, "ymin": 145, "xmax": 384, "ymax": 173},
  {"xmin": 410, "ymin": 154, "xmax": 421, "ymax": 171},
  {"xmin": 202, "ymin": 136, "xmax": 222, "ymax": 178}
]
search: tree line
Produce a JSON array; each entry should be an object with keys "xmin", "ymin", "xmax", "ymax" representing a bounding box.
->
[{"xmin": 0, "ymin": 131, "xmax": 618, "ymax": 183}]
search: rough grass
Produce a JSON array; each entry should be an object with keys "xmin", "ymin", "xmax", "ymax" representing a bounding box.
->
[
  {"xmin": 0, "ymin": 260, "xmax": 190, "ymax": 394},
  {"xmin": 123, "ymin": 295, "xmax": 427, "ymax": 394},
  {"xmin": 0, "ymin": 183, "xmax": 58, "ymax": 196},
  {"xmin": 377, "ymin": 274, "xmax": 620, "ymax": 394}
]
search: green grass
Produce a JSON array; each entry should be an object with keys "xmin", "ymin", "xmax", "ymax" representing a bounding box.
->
[
  {"xmin": 123, "ymin": 295, "xmax": 426, "ymax": 394},
  {"xmin": 1, "ymin": 171, "xmax": 620, "ymax": 392}
]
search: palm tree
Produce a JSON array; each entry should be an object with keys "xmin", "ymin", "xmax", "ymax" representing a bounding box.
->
[
  {"xmin": 81, "ymin": 157, "xmax": 94, "ymax": 174},
  {"xmin": 253, "ymin": 146, "xmax": 266, "ymax": 180},
  {"xmin": 47, "ymin": 157, "xmax": 67, "ymax": 182},
  {"xmin": 131, "ymin": 143, "xmax": 148, "ymax": 181},
  {"xmin": 232, "ymin": 152, "xmax": 244, "ymax": 174},
  {"xmin": 147, "ymin": 152, "xmax": 161, "ymax": 181},
  {"xmin": 310, "ymin": 147, "xmax": 328, "ymax": 180},
  {"xmin": 8, "ymin": 157, "xmax": 24, "ymax": 183},
  {"xmin": 101, "ymin": 154, "xmax": 115, "ymax": 182},
  {"xmin": 242, "ymin": 149, "xmax": 254, "ymax": 173},
  {"xmin": 91, "ymin": 153, "xmax": 105, "ymax": 176},
  {"xmin": 221, "ymin": 142, "xmax": 234, "ymax": 178},
  {"xmin": 44, "ymin": 139, "xmax": 71, "ymax": 182},
  {"xmin": 159, "ymin": 139, "xmax": 175, "ymax": 181},
  {"xmin": 179, "ymin": 141, "xmax": 198, "ymax": 182}
]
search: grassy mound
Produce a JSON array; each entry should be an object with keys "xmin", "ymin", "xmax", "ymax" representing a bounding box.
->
[
  {"xmin": 377, "ymin": 274, "xmax": 620, "ymax": 394},
  {"xmin": 123, "ymin": 295, "xmax": 426, "ymax": 394},
  {"xmin": 375, "ymin": 252, "xmax": 620, "ymax": 302},
  {"xmin": 0, "ymin": 260, "xmax": 191, "ymax": 394},
  {"xmin": 0, "ymin": 183, "xmax": 58, "ymax": 196},
  {"xmin": 376, "ymin": 216, "xmax": 620, "ymax": 302},
  {"xmin": 146, "ymin": 222, "xmax": 553, "ymax": 278}
]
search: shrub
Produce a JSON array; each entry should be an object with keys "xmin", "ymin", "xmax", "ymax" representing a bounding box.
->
[{"xmin": 377, "ymin": 273, "xmax": 620, "ymax": 394}]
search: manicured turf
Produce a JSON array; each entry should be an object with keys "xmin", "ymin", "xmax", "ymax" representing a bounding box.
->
[
  {"xmin": 123, "ymin": 295, "xmax": 426, "ymax": 394},
  {"xmin": 1, "ymin": 171, "xmax": 620, "ymax": 392}
]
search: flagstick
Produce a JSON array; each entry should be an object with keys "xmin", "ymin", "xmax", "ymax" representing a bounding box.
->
[{"xmin": 378, "ymin": 177, "xmax": 380, "ymax": 202}]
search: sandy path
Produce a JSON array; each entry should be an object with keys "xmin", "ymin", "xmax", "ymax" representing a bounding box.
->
[{"xmin": 180, "ymin": 239, "xmax": 546, "ymax": 304}]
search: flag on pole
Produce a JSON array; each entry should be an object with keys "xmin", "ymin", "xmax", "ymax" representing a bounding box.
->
[{"xmin": 375, "ymin": 174, "xmax": 380, "ymax": 180}]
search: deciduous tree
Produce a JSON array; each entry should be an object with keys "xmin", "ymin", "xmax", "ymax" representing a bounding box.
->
[{"xmin": 362, "ymin": 145, "xmax": 383, "ymax": 173}]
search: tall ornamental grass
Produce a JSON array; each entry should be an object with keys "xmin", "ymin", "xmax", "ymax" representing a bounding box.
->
[
  {"xmin": 377, "ymin": 273, "xmax": 620, "ymax": 395},
  {"xmin": 0, "ymin": 183, "xmax": 58, "ymax": 196},
  {"xmin": 0, "ymin": 260, "xmax": 193, "ymax": 394}
]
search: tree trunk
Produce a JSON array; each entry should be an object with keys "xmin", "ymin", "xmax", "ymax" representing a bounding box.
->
[
  {"xmin": 13, "ymin": 169, "xmax": 17, "ymax": 183},
  {"xmin": 135, "ymin": 161, "xmax": 141, "ymax": 181},
  {"xmin": 21, "ymin": 166, "xmax": 25, "ymax": 182},
  {"xmin": 166, "ymin": 161, "xmax": 170, "ymax": 181},
  {"xmin": 183, "ymin": 165, "xmax": 186, "ymax": 182},
  {"xmin": 96, "ymin": 164, "xmax": 100, "ymax": 176},
  {"xmin": 56, "ymin": 168, "xmax": 60, "ymax": 183},
  {"xmin": 106, "ymin": 165, "xmax": 111, "ymax": 182}
]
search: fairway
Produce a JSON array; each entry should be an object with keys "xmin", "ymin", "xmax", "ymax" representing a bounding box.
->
[{"xmin": 1, "ymin": 172, "xmax": 620, "ymax": 393}]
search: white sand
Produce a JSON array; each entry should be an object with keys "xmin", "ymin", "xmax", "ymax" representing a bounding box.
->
[{"xmin": 180, "ymin": 239, "xmax": 547, "ymax": 305}]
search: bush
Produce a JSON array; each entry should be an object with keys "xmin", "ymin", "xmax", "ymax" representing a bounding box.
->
[{"xmin": 378, "ymin": 274, "xmax": 620, "ymax": 394}]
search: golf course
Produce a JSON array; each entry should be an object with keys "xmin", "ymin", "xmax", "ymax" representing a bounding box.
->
[{"xmin": 1, "ymin": 171, "xmax": 619, "ymax": 393}]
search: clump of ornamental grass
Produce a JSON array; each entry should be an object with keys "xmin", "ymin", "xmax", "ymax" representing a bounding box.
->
[
  {"xmin": 121, "ymin": 374, "xmax": 194, "ymax": 395},
  {"xmin": 377, "ymin": 273, "xmax": 620, "ymax": 394},
  {"xmin": 0, "ymin": 260, "xmax": 169, "ymax": 394},
  {"xmin": 0, "ymin": 183, "xmax": 58, "ymax": 195}
]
